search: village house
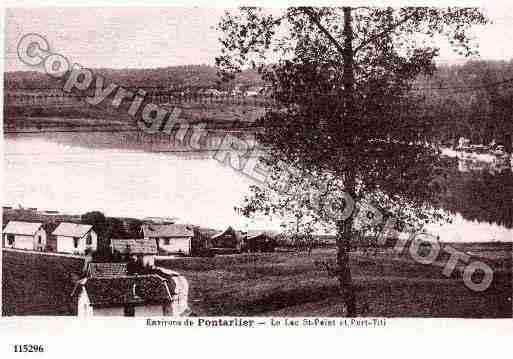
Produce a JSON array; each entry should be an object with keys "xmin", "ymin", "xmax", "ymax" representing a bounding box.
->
[
  {"xmin": 52, "ymin": 222, "xmax": 97, "ymax": 255},
  {"xmin": 245, "ymin": 231, "xmax": 277, "ymax": 253},
  {"xmin": 2, "ymin": 221, "xmax": 47, "ymax": 251},
  {"xmin": 142, "ymin": 223, "xmax": 194, "ymax": 255},
  {"xmin": 191, "ymin": 226, "xmax": 215, "ymax": 255},
  {"xmin": 111, "ymin": 239, "xmax": 158, "ymax": 267},
  {"xmin": 73, "ymin": 265, "xmax": 175, "ymax": 317},
  {"xmin": 210, "ymin": 226, "xmax": 243, "ymax": 253}
]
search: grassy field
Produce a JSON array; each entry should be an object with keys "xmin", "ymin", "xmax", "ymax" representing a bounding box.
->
[
  {"xmin": 157, "ymin": 243, "xmax": 512, "ymax": 318},
  {"xmin": 2, "ymin": 249, "xmax": 84, "ymax": 315}
]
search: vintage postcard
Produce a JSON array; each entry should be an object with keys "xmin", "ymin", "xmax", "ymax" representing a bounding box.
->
[{"xmin": 1, "ymin": 0, "xmax": 512, "ymax": 355}]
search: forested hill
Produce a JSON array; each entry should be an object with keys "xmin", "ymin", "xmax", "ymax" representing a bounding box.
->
[
  {"xmin": 4, "ymin": 60, "xmax": 513, "ymax": 146},
  {"xmin": 4, "ymin": 64, "xmax": 264, "ymax": 90},
  {"xmin": 420, "ymin": 60, "xmax": 513, "ymax": 88},
  {"xmin": 414, "ymin": 60, "xmax": 513, "ymax": 146},
  {"xmin": 5, "ymin": 60, "xmax": 512, "ymax": 92}
]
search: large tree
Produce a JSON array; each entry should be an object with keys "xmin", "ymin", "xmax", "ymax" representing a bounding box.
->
[
  {"xmin": 216, "ymin": 7, "xmax": 487, "ymax": 315},
  {"xmin": 81, "ymin": 211, "xmax": 110, "ymax": 255}
]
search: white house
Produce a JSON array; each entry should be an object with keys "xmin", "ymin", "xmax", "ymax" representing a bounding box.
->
[
  {"xmin": 141, "ymin": 224, "xmax": 193, "ymax": 255},
  {"xmin": 74, "ymin": 274, "xmax": 175, "ymax": 317},
  {"xmin": 2, "ymin": 221, "xmax": 47, "ymax": 251},
  {"xmin": 52, "ymin": 222, "xmax": 97, "ymax": 255},
  {"xmin": 111, "ymin": 239, "xmax": 158, "ymax": 267}
]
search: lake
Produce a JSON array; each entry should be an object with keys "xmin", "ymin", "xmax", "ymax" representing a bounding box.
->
[{"xmin": 3, "ymin": 130, "xmax": 513, "ymax": 241}]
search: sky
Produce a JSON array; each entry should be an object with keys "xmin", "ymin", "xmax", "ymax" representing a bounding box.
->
[{"xmin": 3, "ymin": 5, "xmax": 513, "ymax": 72}]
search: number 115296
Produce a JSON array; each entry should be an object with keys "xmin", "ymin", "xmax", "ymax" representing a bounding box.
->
[{"xmin": 13, "ymin": 345, "xmax": 44, "ymax": 353}]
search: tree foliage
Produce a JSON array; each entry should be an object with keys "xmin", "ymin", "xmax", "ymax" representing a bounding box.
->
[
  {"xmin": 81, "ymin": 211, "xmax": 109, "ymax": 255},
  {"xmin": 217, "ymin": 7, "xmax": 488, "ymax": 315},
  {"xmin": 416, "ymin": 60, "xmax": 513, "ymax": 147},
  {"xmin": 217, "ymin": 6, "xmax": 487, "ymax": 232}
]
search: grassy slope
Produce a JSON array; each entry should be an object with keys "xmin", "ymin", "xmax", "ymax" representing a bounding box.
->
[
  {"xmin": 2, "ymin": 250, "xmax": 85, "ymax": 315},
  {"xmin": 1, "ymin": 243, "xmax": 510, "ymax": 317},
  {"xmin": 157, "ymin": 245, "xmax": 512, "ymax": 318}
]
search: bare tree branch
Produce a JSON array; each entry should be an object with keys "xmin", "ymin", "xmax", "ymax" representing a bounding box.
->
[
  {"xmin": 354, "ymin": 9, "xmax": 419, "ymax": 53},
  {"xmin": 302, "ymin": 8, "xmax": 420, "ymax": 59},
  {"xmin": 302, "ymin": 7, "xmax": 346, "ymax": 56}
]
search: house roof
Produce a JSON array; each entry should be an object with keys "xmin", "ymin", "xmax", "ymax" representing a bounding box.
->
[
  {"xmin": 210, "ymin": 226, "xmax": 238, "ymax": 240},
  {"xmin": 3, "ymin": 221, "xmax": 43, "ymax": 236},
  {"xmin": 142, "ymin": 216, "xmax": 179, "ymax": 224},
  {"xmin": 246, "ymin": 232, "xmax": 266, "ymax": 240},
  {"xmin": 141, "ymin": 224, "xmax": 193, "ymax": 238},
  {"xmin": 52, "ymin": 222, "xmax": 93, "ymax": 238},
  {"xmin": 82, "ymin": 275, "xmax": 174, "ymax": 307},
  {"xmin": 246, "ymin": 230, "xmax": 279, "ymax": 240},
  {"xmin": 88, "ymin": 262, "xmax": 128, "ymax": 277},
  {"xmin": 111, "ymin": 239, "xmax": 158, "ymax": 255},
  {"xmin": 194, "ymin": 227, "xmax": 219, "ymax": 238}
]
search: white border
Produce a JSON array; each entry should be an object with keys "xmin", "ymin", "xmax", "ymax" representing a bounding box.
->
[{"xmin": 1, "ymin": 0, "xmax": 512, "ymax": 357}]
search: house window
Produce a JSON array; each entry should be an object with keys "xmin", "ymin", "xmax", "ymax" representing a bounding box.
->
[
  {"xmin": 124, "ymin": 305, "xmax": 135, "ymax": 317},
  {"xmin": 38, "ymin": 235, "xmax": 42, "ymax": 244},
  {"xmin": 164, "ymin": 238, "xmax": 170, "ymax": 245},
  {"xmin": 73, "ymin": 237, "xmax": 79, "ymax": 248},
  {"xmin": 85, "ymin": 233, "xmax": 92, "ymax": 246},
  {"xmin": 7, "ymin": 234, "xmax": 15, "ymax": 245}
]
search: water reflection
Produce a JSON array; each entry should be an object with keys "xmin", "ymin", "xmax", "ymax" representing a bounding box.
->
[
  {"xmin": 10, "ymin": 129, "xmax": 259, "ymax": 160},
  {"xmin": 3, "ymin": 131, "xmax": 513, "ymax": 240},
  {"xmin": 3, "ymin": 131, "xmax": 261, "ymax": 230},
  {"xmin": 442, "ymin": 158, "xmax": 513, "ymax": 229},
  {"xmin": 457, "ymin": 157, "xmax": 512, "ymax": 176}
]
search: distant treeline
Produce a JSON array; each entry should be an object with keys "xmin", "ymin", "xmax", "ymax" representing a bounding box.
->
[
  {"xmin": 4, "ymin": 60, "xmax": 513, "ymax": 147},
  {"xmin": 4, "ymin": 64, "xmax": 264, "ymax": 91}
]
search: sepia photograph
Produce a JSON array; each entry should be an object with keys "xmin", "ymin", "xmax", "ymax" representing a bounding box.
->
[{"xmin": 1, "ymin": 2, "xmax": 512, "ymax": 324}]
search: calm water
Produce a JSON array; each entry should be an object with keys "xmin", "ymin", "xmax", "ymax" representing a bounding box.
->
[{"xmin": 3, "ymin": 130, "xmax": 513, "ymax": 241}]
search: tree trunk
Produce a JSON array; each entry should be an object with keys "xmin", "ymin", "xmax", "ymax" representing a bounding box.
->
[
  {"xmin": 337, "ymin": 7, "xmax": 357, "ymax": 317},
  {"xmin": 342, "ymin": 7, "xmax": 355, "ymax": 129},
  {"xmin": 336, "ymin": 218, "xmax": 356, "ymax": 316}
]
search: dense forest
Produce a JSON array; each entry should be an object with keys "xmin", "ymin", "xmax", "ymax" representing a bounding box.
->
[
  {"xmin": 4, "ymin": 64, "xmax": 264, "ymax": 91},
  {"xmin": 4, "ymin": 60, "xmax": 513, "ymax": 147},
  {"xmin": 415, "ymin": 60, "xmax": 513, "ymax": 148}
]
